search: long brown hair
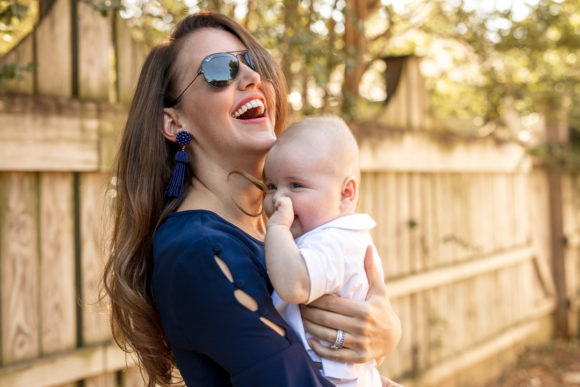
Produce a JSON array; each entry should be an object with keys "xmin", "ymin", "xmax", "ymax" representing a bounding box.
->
[{"xmin": 102, "ymin": 12, "xmax": 288, "ymax": 386}]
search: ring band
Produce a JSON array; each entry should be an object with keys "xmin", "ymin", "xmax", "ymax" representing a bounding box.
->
[{"xmin": 330, "ymin": 329, "xmax": 345, "ymax": 350}]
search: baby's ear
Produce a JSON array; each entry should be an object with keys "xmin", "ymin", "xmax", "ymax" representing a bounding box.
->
[{"xmin": 340, "ymin": 176, "xmax": 358, "ymax": 210}]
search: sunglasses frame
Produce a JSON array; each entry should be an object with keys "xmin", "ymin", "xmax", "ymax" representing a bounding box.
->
[{"xmin": 168, "ymin": 50, "xmax": 255, "ymax": 107}]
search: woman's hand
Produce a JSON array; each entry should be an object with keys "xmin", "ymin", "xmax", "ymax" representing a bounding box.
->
[
  {"xmin": 381, "ymin": 376, "xmax": 404, "ymax": 387},
  {"xmin": 300, "ymin": 246, "xmax": 401, "ymax": 363}
]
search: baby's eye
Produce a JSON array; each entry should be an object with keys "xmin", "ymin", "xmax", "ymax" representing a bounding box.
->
[
  {"xmin": 266, "ymin": 183, "xmax": 277, "ymax": 191},
  {"xmin": 291, "ymin": 182, "xmax": 303, "ymax": 189}
]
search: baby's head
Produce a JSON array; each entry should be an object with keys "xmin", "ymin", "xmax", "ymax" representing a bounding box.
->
[{"xmin": 264, "ymin": 116, "xmax": 360, "ymax": 238}]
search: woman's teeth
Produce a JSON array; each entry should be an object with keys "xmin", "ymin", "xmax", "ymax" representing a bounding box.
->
[{"xmin": 232, "ymin": 99, "xmax": 265, "ymax": 119}]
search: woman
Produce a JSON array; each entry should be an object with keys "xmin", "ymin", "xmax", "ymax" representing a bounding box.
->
[{"xmin": 103, "ymin": 11, "xmax": 401, "ymax": 387}]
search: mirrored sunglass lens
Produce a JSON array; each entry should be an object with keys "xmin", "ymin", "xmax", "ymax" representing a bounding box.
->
[
  {"xmin": 202, "ymin": 54, "xmax": 239, "ymax": 88},
  {"xmin": 243, "ymin": 52, "xmax": 255, "ymax": 70}
]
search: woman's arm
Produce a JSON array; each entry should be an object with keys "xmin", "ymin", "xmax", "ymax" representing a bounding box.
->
[
  {"xmin": 155, "ymin": 238, "xmax": 333, "ymax": 387},
  {"xmin": 300, "ymin": 246, "xmax": 401, "ymax": 363}
]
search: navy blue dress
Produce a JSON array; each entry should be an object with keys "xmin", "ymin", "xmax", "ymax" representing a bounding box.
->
[{"xmin": 153, "ymin": 210, "xmax": 334, "ymax": 386}]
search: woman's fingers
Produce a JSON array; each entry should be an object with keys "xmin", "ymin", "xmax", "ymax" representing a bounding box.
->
[
  {"xmin": 300, "ymin": 299, "xmax": 363, "ymax": 334},
  {"xmin": 301, "ymin": 315, "xmax": 360, "ymax": 348},
  {"xmin": 381, "ymin": 376, "xmax": 404, "ymax": 387},
  {"xmin": 307, "ymin": 338, "xmax": 365, "ymax": 363},
  {"xmin": 364, "ymin": 245, "xmax": 387, "ymax": 300},
  {"xmin": 302, "ymin": 294, "xmax": 365, "ymax": 322}
]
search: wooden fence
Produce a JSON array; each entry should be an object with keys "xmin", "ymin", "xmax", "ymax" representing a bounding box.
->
[{"xmin": 1, "ymin": 2, "xmax": 578, "ymax": 386}]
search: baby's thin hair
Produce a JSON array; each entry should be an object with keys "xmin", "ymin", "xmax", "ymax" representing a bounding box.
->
[{"xmin": 286, "ymin": 115, "xmax": 352, "ymax": 133}]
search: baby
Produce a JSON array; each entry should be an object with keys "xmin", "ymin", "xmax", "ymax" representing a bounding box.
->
[{"xmin": 264, "ymin": 116, "xmax": 387, "ymax": 386}]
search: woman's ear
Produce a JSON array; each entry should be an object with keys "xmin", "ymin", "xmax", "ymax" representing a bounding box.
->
[
  {"xmin": 162, "ymin": 108, "xmax": 181, "ymax": 142},
  {"xmin": 340, "ymin": 176, "xmax": 358, "ymax": 210}
]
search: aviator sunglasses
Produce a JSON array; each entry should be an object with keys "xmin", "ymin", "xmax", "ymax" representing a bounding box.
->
[{"xmin": 168, "ymin": 50, "xmax": 256, "ymax": 106}]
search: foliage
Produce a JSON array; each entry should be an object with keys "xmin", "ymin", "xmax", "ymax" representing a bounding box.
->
[
  {"xmin": 0, "ymin": 0, "xmax": 27, "ymax": 25},
  {"xmin": 418, "ymin": 0, "xmax": 580, "ymax": 132},
  {"xmin": 2, "ymin": 0, "xmax": 578, "ymax": 145},
  {"xmin": 0, "ymin": 0, "xmax": 36, "ymax": 85},
  {"xmin": 0, "ymin": 60, "xmax": 35, "ymax": 85},
  {"xmin": 84, "ymin": 0, "xmax": 124, "ymax": 16}
]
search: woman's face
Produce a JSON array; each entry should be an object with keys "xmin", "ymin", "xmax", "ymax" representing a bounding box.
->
[{"xmin": 171, "ymin": 28, "xmax": 277, "ymax": 169}]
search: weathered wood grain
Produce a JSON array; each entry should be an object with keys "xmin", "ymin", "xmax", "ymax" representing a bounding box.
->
[
  {"xmin": 35, "ymin": 0, "xmax": 72, "ymax": 96},
  {"xmin": 0, "ymin": 35, "xmax": 35, "ymax": 93},
  {"xmin": 78, "ymin": 2, "xmax": 113, "ymax": 101},
  {"xmin": 0, "ymin": 94, "xmax": 100, "ymax": 171},
  {"xmin": 80, "ymin": 173, "xmax": 113, "ymax": 344},
  {"xmin": 0, "ymin": 172, "xmax": 40, "ymax": 364},
  {"xmin": 39, "ymin": 173, "xmax": 76, "ymax": 354}
]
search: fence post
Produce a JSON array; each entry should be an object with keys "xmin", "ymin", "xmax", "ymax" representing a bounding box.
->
[{"xmin": 544, "ymin": 98, "xmax": 570, "ymax": 338}]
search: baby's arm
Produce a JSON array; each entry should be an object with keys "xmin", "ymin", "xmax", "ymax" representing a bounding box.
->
[{"xmin": 265, "ymin": 196, "xmax": 310, "ymax": 304}]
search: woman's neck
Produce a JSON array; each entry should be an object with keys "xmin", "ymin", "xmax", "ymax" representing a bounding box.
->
[{"xmin": 178, "ymin": 162, "xmax": 266, "ymax": 240}]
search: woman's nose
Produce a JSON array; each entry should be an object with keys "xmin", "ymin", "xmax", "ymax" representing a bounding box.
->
[{"xmin": 238, "ymin": 63, "xmax": 261, "ymax": 90}]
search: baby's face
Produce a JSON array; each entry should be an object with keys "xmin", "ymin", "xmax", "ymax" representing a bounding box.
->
[{"xmin": 264, "ymin": 140, "xmax": 345, "ymax": 238}]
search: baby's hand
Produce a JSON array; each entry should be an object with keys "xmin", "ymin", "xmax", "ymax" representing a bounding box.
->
[{"xmin": 267, "ymin": 196, "xmax": 294, "ymax": 229}]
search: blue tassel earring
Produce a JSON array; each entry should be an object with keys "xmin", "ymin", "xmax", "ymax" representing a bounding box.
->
[{"xmin": 165, "ymin": 130, "xmax": 192, "ymax": 198}]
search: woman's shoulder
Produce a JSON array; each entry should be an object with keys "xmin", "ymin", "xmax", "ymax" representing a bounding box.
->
[
  {"xmin": 153, "ymin": 210, "xmax": 264, "ymax": 262},
  {"xmin": 156, "ymin": 209, "xmax": 260, "ymax": 244}
]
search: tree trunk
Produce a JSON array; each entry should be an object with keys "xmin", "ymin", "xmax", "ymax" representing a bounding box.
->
[
  {"xmin": 281, "ymin": 0, "xmax": 299, "ymax": 93},
  {"xmin": 342, "ymin": 0, "xmax": 369, "ymax": 116},
  {"xmin": 544, "ymin": 96, "xmax": 571, "ymax": 338}
]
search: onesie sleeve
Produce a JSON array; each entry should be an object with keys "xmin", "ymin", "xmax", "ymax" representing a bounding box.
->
[
  {"xmin": 154, "ymin": 231, "xmax": 332, "ymax": 387},
  {"xmin": 299, "ymin": 231, "xmax": 348, "ymax": 304}
]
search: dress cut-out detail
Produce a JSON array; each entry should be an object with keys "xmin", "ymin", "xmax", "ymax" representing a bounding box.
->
[
  {"xmin": 215, "ymin": 254, "xmax": 285, "ymax": 336},
  {"xmin": 215, "ymin": 255, "xmax": 234, "ymax": 282},
  {"xmin": 260, "ymin": 316, "xmax": 286, "ymax": 336},
  {"xmin": 234, "ymin": 289, "xmax": 258, "ymax": 311}
]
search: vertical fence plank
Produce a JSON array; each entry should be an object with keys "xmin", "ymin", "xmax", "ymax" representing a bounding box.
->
[
  {"xmin": 452, "ymin": 174, "xmax": 472, "ymax": 262},
  {"xmin": 395, "ymin": 64, "xmax": 409, "ymax": 129},
  {"xmin": 78, "ymin": 2, "xmax": 113, "ymax": 101},
  {"xmin": 396, "ymin": 173, "xmax": 411, "ymax": 276},
  {"xmin": 408, "ymin": 173, "xmax": 423, "ymax": 274},
  {"xmin": 436, "ymin": 173, "xmax": 455, "ymax": 266},
  {"xmin": 40, "ymin": 172, "xmax": 76, "ymax": 354},
  {"xmin": 563, "ymin": 174, "xmax": 580, "ymax": 335},
  {"xmin": 121, "ymin": 367, "xmax": 143, "ymax": 387},
  {"xmin": 80, "ymin": 173, "xmax": 113, "ymax": 344},
  {"xmin": 35, "ymin": 0, "xmax": 72, "ymax": 97},
  {"xmin": 466, "ymin": 175, "xmax": 483, "ymax": 257},
  {"xmin": 514, "ymin": 173, "xmax": 531, "ymax": 246},
  {"xmin": 384, "ymin": 173, "xmax": 400, "ymax": 277},
  {"xmin": 422, "ymin": 173, "xmax": 437, "ymax": 270},
  {"xmin": 1, "ymin": 35, "xmax": 35, "ymax": 93},
  {"xmin": 382, "ymin": 297, "xmax": 405, "ymax": 378},
  {"xmin": 115, "ymin": 15, "xmax": 147, "ymax": 104},
  {"xmin": 496, "ymin": 174, "xmax": 513, "ymax": 251},
  {"xmin": 495, "ymin": 269, "xmax": 509, "ymax": 335},
  {"xmin": 481, "ymin": 174, "xmax": 496, "ymax": 254},
  {"xmin": 399, "ymin": 295, "xmax": 413, "ymax": 374},
  {"xmin": 85, "ymin": 373, "xmax": 118, "ymax": 387},
  {"xmin": 413, "ymin": 291, "xmax": 429, "ymax": 373},
  {"xmin": 407, "ymin": 57, "xmax": 424, "ymax": 130},
  {"xmin": 426, "ymin": 287, "xmax": 443, "ymax": 365},
  {"xmin": 472, "ymin": 275, "xmax": 487, "ymax": 344},
  {"xmin": 0, "ymin": 172, "xmax": 40, "ymax": 364}
]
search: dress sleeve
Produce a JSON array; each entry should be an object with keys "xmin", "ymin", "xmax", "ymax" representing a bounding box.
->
[{"xmin": 161, "ymin": 238, "xmax": 332, "ymax": 387}]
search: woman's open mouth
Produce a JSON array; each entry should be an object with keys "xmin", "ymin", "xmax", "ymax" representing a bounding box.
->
[{"xmin": 232, "ymin": 98, "xmax": 266, "ymax": 120}]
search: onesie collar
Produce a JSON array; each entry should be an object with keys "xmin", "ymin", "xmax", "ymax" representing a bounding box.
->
[{"xmin": 314, "ymin": 213, "xmax": 376, "ymax": 232}]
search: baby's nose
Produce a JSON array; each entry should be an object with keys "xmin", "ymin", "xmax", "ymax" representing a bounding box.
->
[{"xmin": 272, "ymin": 189, "xmax": 284, "ymax": 203}]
